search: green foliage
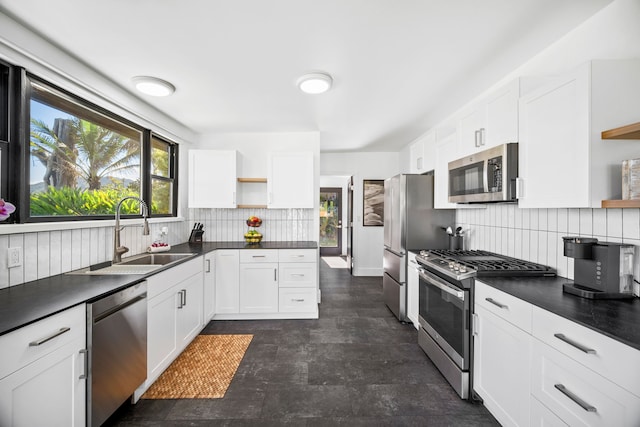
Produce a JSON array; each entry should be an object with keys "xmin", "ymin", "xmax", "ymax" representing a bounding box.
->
[{"xmin": 30, "ymin": 187, "xmax": 156, "ymax": 216}]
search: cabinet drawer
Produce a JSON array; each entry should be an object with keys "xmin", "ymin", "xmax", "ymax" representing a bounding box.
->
[
  {"xmin": 279, "ymin": 288, "xmax": 317, "ymax": 313},
  {"xmin": 532, "ymin": 306, "xmax": 640, "ymax": 397},
  {"xmin": 147, "ymin": 257, "xmax": 203, "ymax": 299},
  {"xmin": 240, "ymin": 250, "xmax": 278, "ymax": 263},
  {"xmin": 279, "ymin": 263, "xmax": 317, "ymax": 288},
  {"xmin": 278, "ymin": 249, "xmax": 316, "ymax": 263},
  {"xmin": 0, "ymin": 304, "xmax": 85, "ymax": 380},
  {"xmin": 531, "ymin": 339, "xmax": 640, "ymax": 426},
  {"xmin": 475, "ymin": 280, "xmax": 532, "ymax": 333},
  {"xmin": 531, "ymin": 396, "xmax": 569, "ymax": 427}
]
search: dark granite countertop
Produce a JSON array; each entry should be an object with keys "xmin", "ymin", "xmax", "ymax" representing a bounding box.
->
[
  {"xmin": 476, "ymin": 275, "xmax": 640, "ymax": 351},
  {"xmin": 0, "ymin": 241, "xmax": 317, "ymax": 336}
]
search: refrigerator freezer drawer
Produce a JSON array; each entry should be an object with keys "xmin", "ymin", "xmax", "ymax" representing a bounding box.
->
[
  {"xmin": 383, "ymin": 272, "xmax": 406, "ymax": 321},
  {"xmin": 383, "ymin": 249, "xmax": 405, "ymax": 283}
]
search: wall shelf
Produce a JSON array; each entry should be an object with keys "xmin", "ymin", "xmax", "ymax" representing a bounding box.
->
[
  {"xmin": 601, "ymin": 122, "xmax": 640, "ymax": 140},
  {"xmin": 237, "ymin": 177, "xmax": 267, "ymax": 183},
  {"xmin": 601, "ymin": 199, "xmax": 640, "ymax": 208},
  {"xmin": 237, "ymin": 204, "xmax": 267, "ymax": 209}
]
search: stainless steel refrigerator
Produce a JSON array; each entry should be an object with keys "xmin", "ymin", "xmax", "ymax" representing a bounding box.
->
[{"xmin": 383, "ymin": 174, "xmax": 454, "ymax": 322}]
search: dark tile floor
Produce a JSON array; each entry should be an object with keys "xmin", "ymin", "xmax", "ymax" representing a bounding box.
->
[{"xmin": 106, "ymin": 260, "xmax": 499, "ymax": 426}]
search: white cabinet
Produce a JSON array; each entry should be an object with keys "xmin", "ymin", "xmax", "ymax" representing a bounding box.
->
[
  {"xmin": 239, "ymin": 249, "xmax": 279, "ymax": 313},
  {"xmin": 458, "ymin": 79, "xmax": 520, "ymax": 156},
  {"xmin": 188, "ymin": 150, "xmax": 238, "ymax": 208},
  {"xmin": 518, "ymin": 59, "xmax": 640, "ymax": 208},
  {"xmin": 473, "ymin": 281, "xmax": 532, "ymax": 427},
  {"xmin": 214, "ymin": 248, "xmax": 318, "ymax": 319},
  {"xmin": 140, "ymin": 257, "xmax": 204, "ymax": 395},
  {"xmin": 406, "ymin": 252, "xmax": 420, "ymax": 330},
  {"xmin": 0, "ymin": 304, "xmax": 86, "ymax": 427},
  {"xmin": 434, "ymin": 132, "xmax": 458, "ymax": 209},
  {"xmin": 267, "ymin": 151, "xmax": 314, "ymax": 208},
  {"xmin": 203, "ymin": 252, "xmax": 215, "ymax": 322},
  {"xmin": 215, "ymin": 250, "xmax": 240, "ymax": 314},
  {"xmin": 409, "ymin": 132, "xmax": 435, "ymax": 174}
]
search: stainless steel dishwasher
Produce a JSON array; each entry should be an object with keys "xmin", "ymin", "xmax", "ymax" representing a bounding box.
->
[{"xmin": 87, "ymin": 280, "xmax": 147, "ymax": 426}]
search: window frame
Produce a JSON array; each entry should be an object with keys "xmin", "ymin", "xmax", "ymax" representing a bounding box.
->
[
  {"xmin": 1, "ymin": 65, "xmax": 179, "ymax": 224},
  {"xmin": 146, "ymin": 133, "xmax": 179, "ymax": 218}
]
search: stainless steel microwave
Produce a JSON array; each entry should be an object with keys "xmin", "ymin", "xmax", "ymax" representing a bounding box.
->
[{"xmin": 448, "ymin": 143, "xmax": 518, "ymax": 203}]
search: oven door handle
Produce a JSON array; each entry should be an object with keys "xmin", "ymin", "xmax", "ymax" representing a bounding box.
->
[{"xmin": 419, "ymin": 270, "xmax": 465, "ymax": 301}]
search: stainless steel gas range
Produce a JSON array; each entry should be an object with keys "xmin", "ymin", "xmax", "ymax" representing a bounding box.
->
[{"xmin": 414, "ymin": 249, "xmax": 555, "ymax": 399}]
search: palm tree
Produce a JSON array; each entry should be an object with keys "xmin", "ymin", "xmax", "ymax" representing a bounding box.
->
[{"xmin": 31, "ymin": 117, "xmax": 140, "ymax": 190}]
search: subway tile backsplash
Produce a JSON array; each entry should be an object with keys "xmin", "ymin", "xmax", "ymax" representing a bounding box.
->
[{"xmin": 457, "ymin": 205, "xmax": 640, "ymax": 281}]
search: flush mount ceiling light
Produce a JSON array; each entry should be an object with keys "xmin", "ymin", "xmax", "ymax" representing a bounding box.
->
[
  {"xmin": 132, "ymin": 76, "xmax": 176, "ymax": 97},
  {"xmin": 296, "ymin": 72, "xmax": 333, "ymax": 94}
]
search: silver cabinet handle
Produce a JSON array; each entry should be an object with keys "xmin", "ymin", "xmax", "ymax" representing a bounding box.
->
[
  {"xmin": 79, "ymin": 349, "xmax": 88, "ymax": 380},
  {"xmin": 292, "ymin": 299, "xmax": 305, "ymax": 302},
  {"xmin": 291, "ymin": 255, "xmax": 305, "ymax": 258},
  {"xmin": 274, "ymin": 268, "xmax": 278, "ymax": 281},
  {"xmin": 474, "ymin": 129, "xmax": 481, "ymax": 147},
  {"xmin": 554, "ymin": 384, "xmax": 597, "ymax": 413},
  {"xmin": 554, "ymin": 333, "xmax": 596, "ymax": 354},
  {"xmin": 29, "ymin": 327, "xmax": 71, "ymax": 346},
  {"xmin": 182, "ymin": 289, "xmax": 187, "ymax": 307},
  {"xmin": 206, "ymin": 259, "xmax": 211, "ymax": 273},
  {"xmin": 485, "ymin": 297, "xmax": 508, "ymax": 309},
  {"xmin": 479, "ymin": 128, "xmax": 486, "ymax": 146},
  {"xmin": 252, "ymin": 255, "xmax": 266, "ymax": 258},
  {"xmin": 177, "ymin": 290, "xmax": 185, "ymax": 309},
  {"xmin": 291, "ymin": 274, "xmax": 305, "ymax": 277}
]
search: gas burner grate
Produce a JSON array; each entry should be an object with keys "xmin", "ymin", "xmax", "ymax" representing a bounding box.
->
[{"xmin": 422, "ymin": 249, "xmax": 555, "ymax": 277}]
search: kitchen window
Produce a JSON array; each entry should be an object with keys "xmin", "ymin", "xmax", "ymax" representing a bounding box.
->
[{"xmin": 0, "ymin": 64, "xmax": 179, "ymax": 223}]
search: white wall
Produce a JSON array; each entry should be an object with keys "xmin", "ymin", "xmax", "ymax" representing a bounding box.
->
[
  {"xmin": 194, "ymin": 132, "xmax": 321, "ymax": 243},
  {"xmin": 320, "ymin": 152, "xmax": 400, "ymax": 276},
  {"xmin": 320, "ymin": 175, "xmax": 351, "ymax": 256}
]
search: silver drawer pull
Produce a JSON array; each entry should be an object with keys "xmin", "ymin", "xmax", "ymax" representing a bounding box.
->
[
  {"xmin": 252, "ymin": 255, "xmax": 266, "ymax": 258},
  {"xmin": 79, "ymin": 349, "xmax": 88, "ymax": 379},
  {"xmin": 554, "ymin": 333, "xmax": 596, "ymax": 354},
  {"xmin": 554, "ymin": 384, "xmax": 597, "ymax": 413},
  {"xmin": 485, "ymin": 298, "xmax": 508, "ymax": 309},
  {"xmin": 291, "ymin": 255, "xmax": 305, "ymax": 258},
  {"xmin": 29, "ymin": 327, "xmax": 71, "ymax": 346},
  {"xmin": 291, "ymin": 298, "xmax": 305, "ymax": 302},
  {"xmin": 291, "ymin": 274, "xmax": 305, "ymax": 277}
]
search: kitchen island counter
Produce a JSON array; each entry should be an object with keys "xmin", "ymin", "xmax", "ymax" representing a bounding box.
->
[
  {"xmin": 0, "ymin": 241, "xmax": 317, "ymax": 336},
  {"xmin": 478, "ymin": 275, "xmax": 640, "ymax": 351}
]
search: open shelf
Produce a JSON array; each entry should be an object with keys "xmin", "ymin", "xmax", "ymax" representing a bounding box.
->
[
  {"xmin": 601, "ymin": 122, "xmax": 640, "ymax": 140},
  {"xmin": 237, "ymin": 204, "xmax": 267, "ymax": 209},
  {"xmin": 237, "ymin": 177, "xmax": 267, "ymax": 183},
  {"xmin": 601, "ymin": 199, "xmax": 640, "ymax": 208}
]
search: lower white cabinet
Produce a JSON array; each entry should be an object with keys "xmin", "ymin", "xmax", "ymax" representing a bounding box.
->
[
  {"xmin": 406, "ymin": 252, "xmax": 420, "ymax": 330},
  {"xmin": 214, "ymin": 248, "xmax": 318, "ymax": 319},
  {"xmin": 0, "ymin": 304, "xmax": 86, "ymax": 427},
  {"xmin": 473, "ymin": 284, "xmax": 532, "ymax": 427},
  {"xmin": 530, "ymin": 396, "xmax": 568, "ymax": 427},
  {"xmin": 136, "ymin": 257, "xmax": 204, "ymax": 399}
]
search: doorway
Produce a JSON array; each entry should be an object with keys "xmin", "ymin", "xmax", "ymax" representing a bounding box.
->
[{"xmin": 319, "ymin": 187, "xmax": 342, "ymax": 256}]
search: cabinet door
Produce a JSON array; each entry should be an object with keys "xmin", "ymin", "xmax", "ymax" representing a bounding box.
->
[
  {"xmin": 203, "ymin": 253, "xmax": 215, "ymax": 322},
  {"xmin": 434, "ymin": 133, "xmax": 458, "ymax": 209},
  {"xmin": 147, "ymin": 287, "xmax": 179, "ymax": 381},
  {"xmin": 177, "ymin": 273, "xmax": 204, "ymax": 349},
  {"xmin": 473, "ymin": 304, "xmax": 532, "ymax": 427},
  {"xmin": 409, "ymin": 139, "xmax": 425, "ymax": 174},
  {"xmin": 485, "ymin": 79, "xmax": 519, "ymax": 148},
  {"xmin": 458, "ymin": 105, "xmax": 486, "ymax": 156},
  {"xmin": 0, "ymin": 337, "xmax": 86, "ymax": 427},
  {"xmin": 215, "ymin": 250, "xmax": 240, "ymax": 314},
  {"xmin": 239, "ymin": 263, "xmax": 279, "ymax": 313},
  {"xmin": 518, "ymin": 67, "xmax": 590, "ymax": 208},
  {"xmin": 267, "ymin": 152, "xmax": 314, "ymax": 208},
  {"xmin": 406, "ymin": 253, "xmax": 420, "ymax": 330},
  {"xmin": 188, "ymin": 149, "xmax": 238, "ymax": 208}
]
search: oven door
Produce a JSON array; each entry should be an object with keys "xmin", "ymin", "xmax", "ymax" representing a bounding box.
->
[{"xmin": 418, "ymin": 268, "xmax": 470, "ymax": 370}]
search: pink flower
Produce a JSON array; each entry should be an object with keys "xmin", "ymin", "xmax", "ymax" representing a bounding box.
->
[{"xmin": 0, "ymin": 199, "xmax": 15, "ymax": 221}]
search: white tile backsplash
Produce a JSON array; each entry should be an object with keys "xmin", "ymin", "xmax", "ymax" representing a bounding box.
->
[{"xmin": 460, "ymin": 206, "xmax": 640, "ymax": 283}]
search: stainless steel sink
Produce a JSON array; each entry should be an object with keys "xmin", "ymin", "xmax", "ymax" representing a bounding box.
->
[
  {"xmin": 117, "ymin": 253, "xmax": 195, "ymax": 266},
  {"xmin": 66, "ymin": 253, "xmax": 195, "ymax": 275}
]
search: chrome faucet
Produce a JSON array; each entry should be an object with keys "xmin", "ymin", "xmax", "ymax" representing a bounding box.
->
[{"xmin": 113, "ymin": 196, "xmax": 150, "ymax": 263}]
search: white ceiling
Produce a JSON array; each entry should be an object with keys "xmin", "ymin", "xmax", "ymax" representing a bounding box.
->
[{"xmin": 0, "ymin": 0, "xmax": 613, "ymax": 151}]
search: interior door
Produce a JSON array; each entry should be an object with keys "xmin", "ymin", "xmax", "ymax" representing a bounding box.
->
[{"xmin": 319, "ymin": 187, "xmax": 342, "ymax": 256}]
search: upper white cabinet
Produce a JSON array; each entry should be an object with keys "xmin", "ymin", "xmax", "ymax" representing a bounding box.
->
[
  {"xmin": 518, "ymin": 59, "xmax": 640, "ymax": 208},
  {"xmin": 409, "ymin": 131, "xmax": 436, "ymax": 174},
  {"xmin": 267, "ymin": 151, "xmax": 314, "ymax": 208},
  {"xmin": 188, "ymin": 150, "xmax": 238, "ymax": 208},
  {"xmin": 458, "ymin": 79, "xmax": 520, "ymax": 156}
]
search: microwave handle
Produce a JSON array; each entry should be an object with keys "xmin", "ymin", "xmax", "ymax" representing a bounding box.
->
[{"xmin": 483, "ymin": 159, "xmax": 490, "ymax": 193}]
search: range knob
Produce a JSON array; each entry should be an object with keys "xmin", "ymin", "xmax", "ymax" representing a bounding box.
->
[{"xmin": 459, "ymin": 265, "xmax": 467, "ymax": 273}]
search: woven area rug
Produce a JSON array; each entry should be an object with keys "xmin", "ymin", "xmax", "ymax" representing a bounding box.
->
[{"xmin": 142, "ymin": 334, "xmax": 253, "ymax": 399}]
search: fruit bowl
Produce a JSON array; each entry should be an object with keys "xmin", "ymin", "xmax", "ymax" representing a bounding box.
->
[
  {"xmin": 244, "ymin": 232, "xmax": 263, "ymax": 243},
  {"xmin": 246, "ymin": 216, "xmax": 262, "ymax": 227}
]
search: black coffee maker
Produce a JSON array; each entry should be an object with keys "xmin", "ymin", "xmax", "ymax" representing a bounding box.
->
[{"xmin": 562, "ymin": 237, "xmax": 635, "ymax": 299}]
